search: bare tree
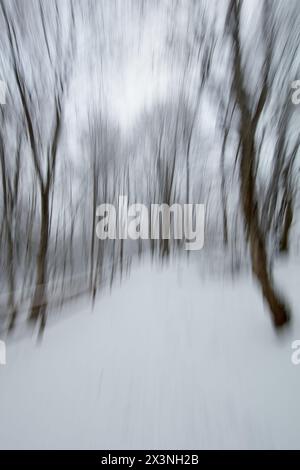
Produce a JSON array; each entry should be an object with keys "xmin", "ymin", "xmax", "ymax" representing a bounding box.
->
[
  {"xmin": 227, "ymin": 0, "xmax": 290, "ymax": 327},
  {"xmin": 1, "ymin": 0, "xmax": 77, "ymax": 332}
]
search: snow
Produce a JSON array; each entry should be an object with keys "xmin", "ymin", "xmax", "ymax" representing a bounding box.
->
[{"xmin": 0, "ymin": 258, "xmax": 300, "ymax": 450}]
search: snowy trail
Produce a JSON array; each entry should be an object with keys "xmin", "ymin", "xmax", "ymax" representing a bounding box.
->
[{"xmin": 1, "ymin": 260, "xmax": 300, "ymax": 449}]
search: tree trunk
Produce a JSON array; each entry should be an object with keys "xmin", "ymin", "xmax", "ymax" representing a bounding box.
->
[
  {"xmin": 29, "ymin": 190, "xmax": 49, "ymax": 330},
  {"xmin": 279, "ymin": 196, "xmax": 293, "ymax": 254},
  {"xmin": 239, "ymin": 130, "xmax": 290, "ymax": 328},
  {"xmin": 230, "ymin": 0, "xmax": 290, "ymax": 328},
  {"xmin": 7, "ymin": 227, "xmax": 17, "ymax": 331},
  {"xmin": 221, "ymin": 129, "xmax": 229, "ymax": 247},
  {"xmin": 249, "ymin": 226, "xmax": 289, "ymax": 327}
]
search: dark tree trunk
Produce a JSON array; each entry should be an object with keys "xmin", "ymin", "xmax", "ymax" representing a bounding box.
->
[
  {"xmin": 279, "ymin": 197, "xmax": 293, "ymax": 254},
  {"xmin": 29, "ymin": 191, "xmax": 49, "ymax": 330},
  {"xmin": 229, "ymin": 0, "xmax": 290, "ymax": 328}
]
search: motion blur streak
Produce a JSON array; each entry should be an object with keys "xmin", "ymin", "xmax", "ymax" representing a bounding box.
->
[{"xmin": 0, "ymin": 0, "xmax": 300, "ymax": 450}]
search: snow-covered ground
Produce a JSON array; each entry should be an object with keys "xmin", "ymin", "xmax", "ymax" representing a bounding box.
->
[{"xmin": 0, "ymin": 258, "xmax": 300, "ymax": 449}]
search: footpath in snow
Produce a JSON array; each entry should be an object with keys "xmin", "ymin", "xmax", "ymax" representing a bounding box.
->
[{"xmin": 0, "ymin": 259, "xmax": 300, "ymax": 449}]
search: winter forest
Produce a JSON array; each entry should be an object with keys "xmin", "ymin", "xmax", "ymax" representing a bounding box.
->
[{"xmin": 1, "ymin": 0, "xmax": 300, "ymax": 450}]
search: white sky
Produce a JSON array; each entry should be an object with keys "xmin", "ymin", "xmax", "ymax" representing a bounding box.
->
[{"xmin": 66, "ymin": 1, "xmax": 174, "ymax": 137}]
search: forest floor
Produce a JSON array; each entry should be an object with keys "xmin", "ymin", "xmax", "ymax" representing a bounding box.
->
[{"xmin": 0, "ymin": 256, "xmax": 300, "ymax": 449}]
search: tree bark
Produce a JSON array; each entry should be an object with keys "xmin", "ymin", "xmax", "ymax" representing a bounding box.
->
[
  {"xmin": 28, "ymin": 190, "xmax": 49, "ymax": 330},
  {"xmin": 229, "ymin": 0, "xmax": 290, "ymax": 327},
  {"xmin": 279, "ymin": 196, "xmax": 293, "ymax": 254}
]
